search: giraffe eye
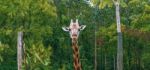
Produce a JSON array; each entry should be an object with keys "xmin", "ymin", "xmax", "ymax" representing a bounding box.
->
[
  {"xmin": 69, "ymin": 29, "xmax": 71, "ymax": 31},
  {"xmin": 78, "ymin": 29, "xmax": 81, "ymax": 31}
]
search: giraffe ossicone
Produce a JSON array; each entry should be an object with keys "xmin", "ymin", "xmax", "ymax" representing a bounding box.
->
[{"xmin": 62, "ymin": 19, "xmax": 86, "ymax": 39}]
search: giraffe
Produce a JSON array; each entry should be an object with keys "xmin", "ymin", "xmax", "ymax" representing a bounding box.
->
[{"xmin": 62, "ymin": 19, "xmax": 86, "ymax": 70}]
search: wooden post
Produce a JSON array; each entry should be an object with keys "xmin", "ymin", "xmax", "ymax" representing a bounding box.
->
[{"xmin": 17, "ymin": 32, "xmax": 23, "ymax": 70}]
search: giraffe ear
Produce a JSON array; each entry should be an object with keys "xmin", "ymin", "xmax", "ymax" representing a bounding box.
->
[
  {"xmin": 80, "ymin": 25, "xmax": 86, "ymax": 31},
  {"xmin": 62, "ymin": 27, "xmax": 70, "ymax": 32}
]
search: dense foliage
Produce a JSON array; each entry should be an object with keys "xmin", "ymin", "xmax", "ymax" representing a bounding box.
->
[{"xmin": 0, "ymin": 0, "xmax": 150, "ymax": 70}]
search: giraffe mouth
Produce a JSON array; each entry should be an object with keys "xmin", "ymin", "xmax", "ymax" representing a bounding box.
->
[{"xmin": 72, "ymin": 34, "xmax": 78, "ymax": 38}]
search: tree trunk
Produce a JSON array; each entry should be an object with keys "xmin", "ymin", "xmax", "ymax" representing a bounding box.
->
[
  {"xmin": 17, "ymin": 32, "xmax": 23, "ymax": 70},
  {"xmin": 105, "ymin": 54, "xmax": 107, "ymax": 70},
  {"xmin": 94, "ymin": 21, "xmax": 97, "ymax": 70},
  {"xmin": 114, "ymin": 55, "xmax": 116, "ymax": 70},
  {"xmin": 115, "ymin": 2, "xmax": 123, "ymax": 70}
]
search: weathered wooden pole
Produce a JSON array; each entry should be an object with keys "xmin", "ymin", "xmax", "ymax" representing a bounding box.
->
[{"xmin": 17, "ymin": 32, "xmax": 23, "ymax": 70}]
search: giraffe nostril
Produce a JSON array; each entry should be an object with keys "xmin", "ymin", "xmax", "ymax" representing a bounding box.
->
[{"xmin": 72, "ymin": 34, "xmax": 77, "ymax": 36}]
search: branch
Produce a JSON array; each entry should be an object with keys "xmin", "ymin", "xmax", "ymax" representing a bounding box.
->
[{"xmin": 112, "ymin": 0, "xmax": 120, "ymax": 6}]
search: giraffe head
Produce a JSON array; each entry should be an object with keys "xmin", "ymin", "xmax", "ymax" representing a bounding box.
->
[{"xmin": 62, "ymin": 19, "xmax": 86, "ymax": 39}]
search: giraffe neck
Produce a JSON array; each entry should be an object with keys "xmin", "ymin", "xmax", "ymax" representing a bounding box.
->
[{"xmin": 72, "ymin": 38, "xmax": 82, "ymax": 70}]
